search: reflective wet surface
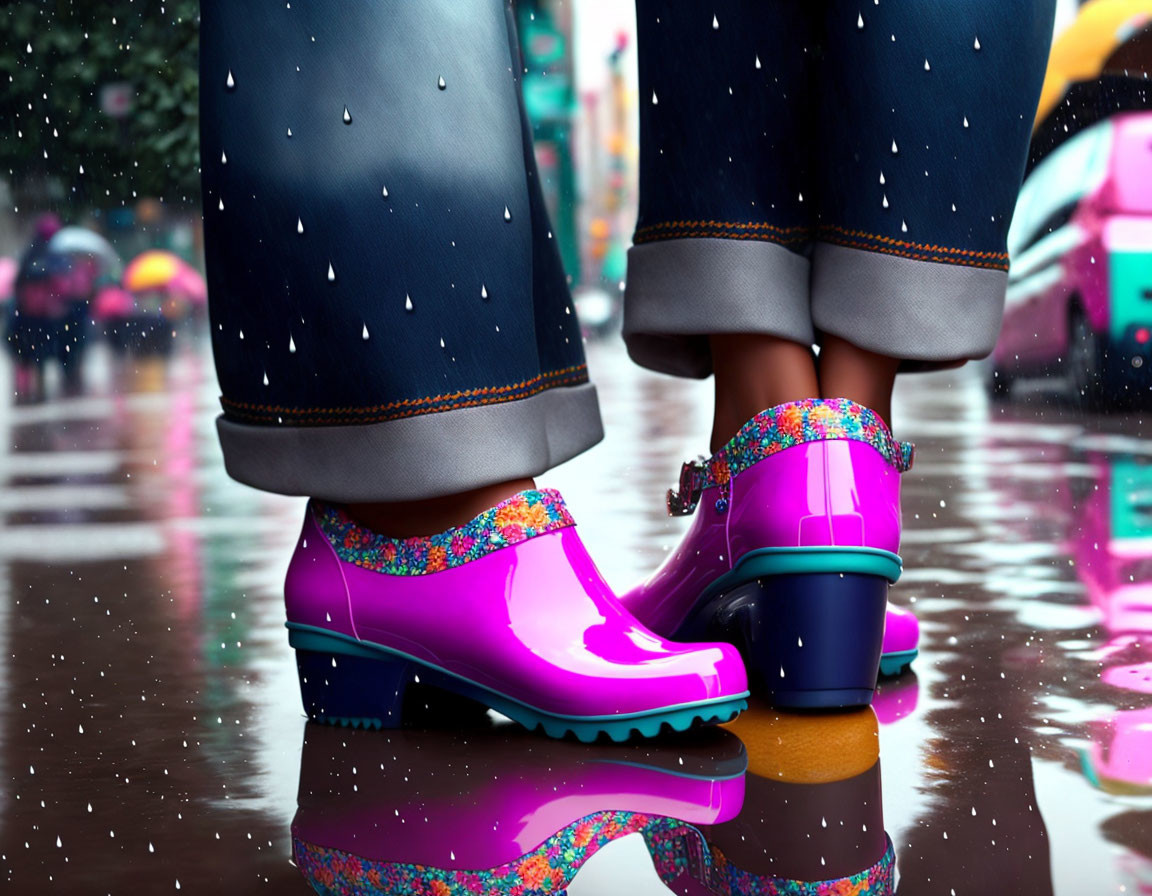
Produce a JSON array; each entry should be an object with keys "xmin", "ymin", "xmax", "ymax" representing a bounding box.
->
[{"xmin": 0, "ymin": 336, "xmax": 1149, "ymax": 894}]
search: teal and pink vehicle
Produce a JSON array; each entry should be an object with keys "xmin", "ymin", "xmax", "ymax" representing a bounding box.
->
[{"xmin": 991, "ymin": 112, "xmax": 1152, "ymax": 405}]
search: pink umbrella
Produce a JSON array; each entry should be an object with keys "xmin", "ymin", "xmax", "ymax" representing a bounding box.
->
[
  {"xmin": 92, "ymin": 285, "xmax": 136, "ymax": 320},
  {"xmin": 167, "ymin": 265, "xmax": 207, "ymax": 304},
  {"xmin": 0, "ymin": 256, "xmax": 16, "ymax": 303}
]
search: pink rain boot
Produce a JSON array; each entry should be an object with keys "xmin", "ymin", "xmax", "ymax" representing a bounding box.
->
[
  {"xmin": 284, "ymin": 488, "xmax": 749, "ymax": 741},
  {"xmin": 291, "ymin": 722, "xmax": 746, "ymax": 894},
  {"xmin": 623, "ymin": 398, "xmax": 916, "ymax": 708}
]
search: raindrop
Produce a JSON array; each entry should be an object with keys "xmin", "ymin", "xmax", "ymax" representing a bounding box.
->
[
  {"xmin": 218, "ymin": 198, "xmax": 224, "ymax": 211},
  {"xmin": 879, "ymin": 171, "xmax": 885, "ymax": 184},
  {"xmin": 963, "ymin": 116, "xmax": 969, "ymax": 128},
  {"xmin": 797, "ymin": 636, "xmax": 803, "ymax": 647},
  {"xmin": 362, "ymin": 324, "xmax": 370, "ymax": 340},
  {"xmin": 890, "ymin": 139, "xmax": 898, "ymax": 154},
  {"xmin": 56, "ymin": 836, "xmax": 62, "ymax": 848},
  {"xmin": 239, "ymin": 330, "xmax": 245, "ymax": 340},
  {"xmin": 822, "ymin": 816, "xmax": 828, "ymax": 828},
  {"xmin": 779, "ymin": 665, "xmax": 786, "ymax": 678},
  {"xmin": 288, "ymin": 335, "xmax": 296, "ymax": 353},
  {"xmin": 78, "ymin": 724, "xmax": 84, "ymax": 734},
  {"xmin": 857, "ymin": 12, "xmax": 864, "ymax": 29},
  {"xmin": 148, "ymin": 843, "xmax": 155, "ymax": 853},
  {"xmin": 26, "ymin": 43, "xmax": 33, "ymax": 53},
  {"xmin": 798, "ymin": 192, "xmax": 804, "ymax": 202},
  {"xmin": 287, "ymin": 127, "xmax": 293, "ymax": 137},
  {"xmin": 263, "ymin": 371, "xmax": 269, "ymax": 386},
  {"xmin": 342, "ymin": 105, "xmax": 352, "ymax": 124},
  {"xmin": 405, "ymin": 293, "xmax": 413, "ymax": 311},
  {"xmin": 87, "ymin": 803, "xmax": 92, "ymax": 813},
  {"xmin": 439, "ymin": 337, "xmax": 446, "ymax": 348},
  {"xmin": 951, "ymin": 203, "xmax": 957, "ymax": 212},
  {"xmin": 381, "ymin": 185, "xmax": 389, "ymax": 198},
  {"xmin": 651, "ymin": 90, "xmax": 659, "ymax": 105},
  {"xmin": 221, "ymin": 150, "xmax": 227, "ymax": 164},
  {"xmin": 503, "ymin": 205, "xmax": 512, "ymax": 222},
  {"xmin": 712, "ymin": 14, "xmax": 719, "ymax": 29},
  {"xmin": 226, "ymin": 70, "xmax": 235, "ymax": 89},
  {"xmin": 974, "ymin": 36, "xmax": 981, "ymax": 50},
  {"xmin": 901, "ymin": 219, "xmax": 908, "ymax": 232},
  {"xmin": 755, "ymin": 55, "xmax": 762, "ymax": 69},
  {"xmin": 437, "ymin": 76, "xmax": 446, "ymax": 90},
  {"xmin": 882, "ymin": 194, "xmax": 889, "ymax": 208},
  {"xmin": 924, "ymin": 59, "xmax": 931, "ymax": 71},
  {"xmin": 480, "ymin": 284, "xmax": 488, "ymax": 299},
  {"xmin": 297, "ymin": 217, "xmax": 304, "ymax": 234},
  {"xmin": 327, "ymin": 262, "xmax": 336, "ymax": 282},
  {"xmin": 79, "ymin": 163, "xmax": 85, "ymax": 174}
]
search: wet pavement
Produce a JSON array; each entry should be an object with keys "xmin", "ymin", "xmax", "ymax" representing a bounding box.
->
[{"xmin": 0, "ymin": 333, "xmax": 1149, "ymax": 895}]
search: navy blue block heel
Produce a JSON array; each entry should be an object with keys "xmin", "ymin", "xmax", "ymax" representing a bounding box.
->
[
  {"xmin": 675, "ymin": 573, "xmax": 888, "ymax": 709},
  {"xmin": 296, "ymin": 649, "xmax": 413, "ymax": 729}
]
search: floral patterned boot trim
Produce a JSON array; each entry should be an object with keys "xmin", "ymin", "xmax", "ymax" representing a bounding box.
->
[
  {"xmin": 713, "ymin": 839, "xmax": 895, "ymax": 896},
  {"xmin": 317, "ymin": 488, "xmax": 575, "ymax": 576},
  {"xmin": 292, "ymin": 810, "xmax": 689, "ymax": 895},
  {"xmin": 668, "ymin": 398, "xmax": 914, "ymax": 516}
]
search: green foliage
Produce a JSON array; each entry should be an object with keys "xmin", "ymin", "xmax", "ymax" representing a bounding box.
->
[{"xmin": 0, "ymin": 1, "xmax": 201, "ymax": 211}]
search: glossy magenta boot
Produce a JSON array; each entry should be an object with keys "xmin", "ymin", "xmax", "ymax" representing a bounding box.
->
[
  {"xmin": 291, "ymin": 722, "xmax": 747, "ymax": 894},
  {"xmin": 623, "ymin": 398, "xmax": 916, "ymax": 708},
  {"xmin": 285, "ymin": 488, "xmax": 749, "ymax": 741}
]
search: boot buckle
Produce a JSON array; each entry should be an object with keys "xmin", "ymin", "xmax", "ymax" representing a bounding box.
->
[{"xmin": 666, "ymin": 458, "xmax": 706, "ymax": 516}]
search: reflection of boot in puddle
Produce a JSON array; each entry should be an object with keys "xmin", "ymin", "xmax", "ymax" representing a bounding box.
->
[
  {"xmin": 661, "ymin": 705, "xmax": 894, "ymax": 895},
  {"xmin": 290, "ymin": 723, "xmax": 746, "ymax": 894},
  {"xmin": 1082, "ymin": 704, "xmax": 1152, "ymax": 795}
]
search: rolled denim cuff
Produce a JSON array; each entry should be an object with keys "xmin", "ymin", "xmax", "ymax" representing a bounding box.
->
[
  {"xmin": 622, "ymin": 238, "xmax": 812, "ymax": 379},
  {"xmin": 811, "ymin": 242, "xmax": 1008, "ymax": 369},
  {"xmin": 215, "ymin": 382, "xmax": 603, "ymax": 502}
]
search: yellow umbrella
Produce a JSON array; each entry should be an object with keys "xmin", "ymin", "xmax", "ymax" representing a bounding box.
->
[
  {"xmin": 122, "ymin": 250, "xmax": 185, "ymax": 292},
  {"xmin": 1036, "ymin": 0, "xmax": 1152, "ymax": 126}
]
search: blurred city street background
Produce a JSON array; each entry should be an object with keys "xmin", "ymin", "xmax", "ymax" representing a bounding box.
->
[{"xmin": 1, "ymin": 1, "xmax": 1151, "ymax": 894}]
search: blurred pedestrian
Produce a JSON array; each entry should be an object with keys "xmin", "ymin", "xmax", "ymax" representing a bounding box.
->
[{"xmin": 198, "ymin": 1, "xmax": 1054, "ymax": 736}]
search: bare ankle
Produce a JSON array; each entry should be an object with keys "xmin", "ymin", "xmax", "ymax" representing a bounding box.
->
[
  {"xmin": 344, "ymin": 477, "xmax": 537, "ymax": 538},
  {"xmin": 817, "ymin": 335, "xmax": 899, "ymax": 428},
  {"xmin": 709, "ymin": 333, "xmax": 819, "ymax": 452}
]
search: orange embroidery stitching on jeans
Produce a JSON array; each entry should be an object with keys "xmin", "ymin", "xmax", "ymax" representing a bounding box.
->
[{"xmin": 220, "ymin": 365, "xmax": 589, "ymax": 425}]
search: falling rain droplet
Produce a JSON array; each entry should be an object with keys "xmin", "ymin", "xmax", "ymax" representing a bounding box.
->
[
  {"xmin": 362, "ymin": 324, "xmax": 370, "ymax": 340},
  {"xmin": 963, "ymin": 116, "xmax": 969, "ymax": 128},
  {"xmin": 882, "ymin": 194, "xmax": 889, "ymax": 208},
  {"xmin": 901, "ymin": 219, "xmax": 908, "ymax": 232},
  {"xmin": 755, "ymin": 54, "xmax": 762, "ymax": 69},
  {"xmin": 480, "ymin": 284, "xmax": 488, "ymax": 299},
  {"xmin": 405, "ymin": 293, "xmax": 413, "ymax": 311},
  {"xmin": 974, "ymin": 36, "xmax": 981, "ymax": 50},
  {"xmin": 857, "ymin": 12, "xmax": 864, "ymax": 29},
  {"xmin": 327, "ymin": 262, "xmax": 336, "ymax": 282},
  {"xmin": 288, "ymin": 335, "xmax": 296, "ymax": 353},
  {"xmin": 951, "ymin": 202, "xmax": 957, "ymax": 212},
  {"xmin": 297, "ymin": 217, "xmax": 304, "ymax": 234},
  {"xmin": 221, "ymin": 150, "xmax": 228, "ymax": 164},
  {"xmin": 262, "ymin": 371, "xmax": 269, "ymax": 386},
  {"xmin": 381, "ymin": 185, "xmax": 390, "ymax": 199},
  {"xmin": 437, "ymin": 75, "xmax": 446, "ymax": 90},
  {"xmin": 651, "ymin": 90, "xmax": 659, "ymax": 105},
  {"xmin": 879, "ymin": 171, "xmax": 886, "ymax": 184},
  {"xmin": 79, "ymin": 163, "xmax": 85, "ymax": 174},
  {"xmin": 712, "ymin": 14, "xmax": 720, "ymax": 29},
  {"xmin": 891, "ymin": 139, "xmax": 898, "ymax": 154},
  {"xmin": 218, "ymin": 198, "xmax": 224, "ymax": 211},
  {"xmin": 503, "ymin": 205, "xmax": 512, "ymax": 222},
  {"xmin": 798, "ymin": 192, "xmax": 804, "ymax": 202},
  {"xmin": 239, "ymin": 330, "xmax": 245, "ymax": 340},
  {"xmin": 924, "ymin": 59, "xmax": 931, "ymax": 71},
  {"xmin": 342, "ymin": 105, "xmax": 352, "ymax": 124},
  {"xmin": 287, "ymin": 127, "xmax": 293, "ymax": 138},
  {"xmin": 439, "ymin": 337, "xmax": 446, "ymax": 348},
  {"xmin": 226, "ymin": 70, "xmax": 236, "ymax": 89}
]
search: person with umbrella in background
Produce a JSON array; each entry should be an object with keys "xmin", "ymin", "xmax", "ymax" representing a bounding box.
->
[{"xmin": 6, "ymin": 213, "xmax": 81, "ymax": 398}]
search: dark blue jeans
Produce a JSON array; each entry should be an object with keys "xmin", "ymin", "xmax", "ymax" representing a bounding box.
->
[
  {"xmin": 201, "ymin": 0, "xmax": 1054, "ymax": 502},
  {"xmin": 625, "ymin": 0, "xmax": 1056, "ymax": 377}
]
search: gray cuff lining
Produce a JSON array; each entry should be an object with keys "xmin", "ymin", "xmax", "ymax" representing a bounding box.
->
[
  {"xmin": 216, "ymin": 382, "xmax": 603, "ymax": 502},
  {"xmin": 622, "ymin": 238, "xmax": 812, "ymax": 378},
  {"xmin": 811, "ymin": 243, "xmax": 1007, "ymax": 366}
]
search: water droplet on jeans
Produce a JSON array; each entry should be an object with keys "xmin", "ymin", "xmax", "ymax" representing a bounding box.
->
[
  {"xmin": 974, "ymin": 36, "xmax": 981, "ymax": 50},
  {"xmin": 226, "ymin": 70, "xmax": 235, "ymax": 89},
  {"xmin": 289, "ymin": 335, "xmax": 296, "ymax": 353},
  {"xmin": 891, "ymin": 139, "xmax": 898, "ymax": 153},
  {"xmin": 362, "ymin": 324, "xmax": 370, "ymax": 340},
  {"xmin": 297, "ymin": 217, "xmax": 304, "ymax": 234},
  {"xmin": 438, "ymin": 76, "xmax": 446, "ymax": 90},
  {"xmin": 405, "ymin": 294, "xmax": 413, "ymax": 311},
  {"xmin": 221, "ymin": 150, "xmax": 227, "ymax": 164},
  {"xmin": 651, "ymin": 90, "xmax": 658, "ymax": 105},
  {"xmin": 879, "ymin": 170, "xmax": 886, "ymax": 184},
  {"xmin": 924, "ymin": 59, "xmax": 931, "ymax": 71},
  {"xmin": 755, "ymin": 54, "xmax": 761, "ymax": 69},
  {"xmin": 327, "ymin": 262, "xmax": 336, "ymax": 282},
  {"xmin": 342, "ymin": 105, "xmax": 352, "ymax": 124},
  {"xmin": 262, "ymin": 370, "xmax": 269, "ymax": 386},
  {"xmin": 481, "ymin": 284, "xmax": 488, "ymax": 299},
  {"xmin": 712, "ymin": 14, "xmax": 719, "ymax": 29},
  {"xmin": 503, "ymin": 206, "xmax": 512, "ymax": 222},
  {"xmin": 882, "ymin": 194, "xmax": 889, "ymax": 208},
  {"xmin": 381, "ymin": 185, "xmax": 389, "ymax": 199},
  {"xmin": 218, "ymin": 198, "xmax": 224, "ymax": 211},
  {"xmin": 963, "ymin": 116, "xmax": 969, "ymax": 128},
  {"xmin": 857, "ymin": 12, "xmax": 864, "ymax": 29},
  {"xmin": 901, "ymin": 219, "xmax": 908, "ymax": 232}
]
